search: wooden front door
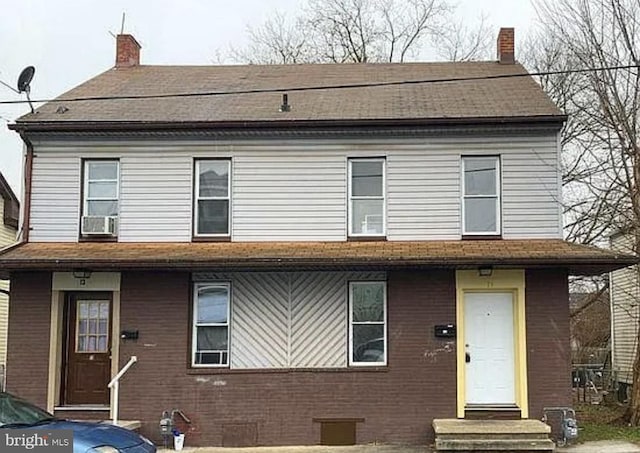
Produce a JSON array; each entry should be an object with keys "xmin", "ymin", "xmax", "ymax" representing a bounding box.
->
[{"xmin": 63, "ymin": 293, "xmax": 112, "ymax": 405}]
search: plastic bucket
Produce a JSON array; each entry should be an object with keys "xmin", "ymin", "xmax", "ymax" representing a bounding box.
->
[{"xmin": 174, "ymin": 433, "xmax": 185, "ymax": 451}]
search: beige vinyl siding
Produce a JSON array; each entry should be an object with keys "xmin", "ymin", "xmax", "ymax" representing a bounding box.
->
[
  {"xmin": 233, "ymin": 151, "xmax": 346, "ymax": 241},
  {"xmin": 28, "ymin": 132, "xmax": 561, "ymax": 242},
  {"xmin": 193, "ymin": 271, "xmax": 384, "ymax": 369},
  {"xmin": 29, "ymin": 152, "xmax": 81, "ymax": 242},
  {"xmin": 0, "ymin": 197, "xmax": 17, "ymax": 365},
  {"xmin": 119, "ymin": 155, "xmax": 192, "ymax": 241},
  {"xmin": 611, "ymin": 234, "xmax": 640, "ymax": 384}
]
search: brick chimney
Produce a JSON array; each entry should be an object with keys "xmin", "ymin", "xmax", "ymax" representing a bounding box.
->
[
  {"xmin": 497, "ymin": 28, "xmax": 515, "ymax": 64},
  {"xmin": 115, "ymin": 34, "xmax": 141, "ymax": 68}
]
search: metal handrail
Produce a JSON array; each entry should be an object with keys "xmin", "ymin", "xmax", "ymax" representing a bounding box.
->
[{"xmin": 108, "ymin": 356, "xmax": 137, "ymax": 425}]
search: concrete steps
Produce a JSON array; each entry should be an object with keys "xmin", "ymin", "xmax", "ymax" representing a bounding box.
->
[{"xmin": 433, "ymin": 419, "xmax": 555, "ymax": 452}]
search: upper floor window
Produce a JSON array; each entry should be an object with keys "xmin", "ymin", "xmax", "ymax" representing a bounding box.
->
[
  {"xmin": 348, "ymin": 159, "xmax": 385, "ymax": 237},
  {"xmin": 462, "ymin": 156, "xmax": 501, "ymax": 235},
  {"xmin": 192, "ymin": 282, "xmax": 230, "ymax": 367},
  {"xmin": 81, "ymin": 160, "xmax": 119, "ymax": 236},
  {"xmin": 195, "ymin": 160, "xmax": 230, "ymax": 237},
  {"xmin": 349, "ymin": 281, "xmax": 387, "ymax": 366}
]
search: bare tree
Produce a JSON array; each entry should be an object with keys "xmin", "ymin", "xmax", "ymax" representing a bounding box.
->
[
  {"xmin": 228, "ymin": 0, "xmax": 491, "ymax": 64},
  {"xmin": 229, "ymin": 12, "xmax": 312, "ymax": 64},
  {"xmin": 527, "ymin": 0, "xmax": 640, "ymax": 423}
]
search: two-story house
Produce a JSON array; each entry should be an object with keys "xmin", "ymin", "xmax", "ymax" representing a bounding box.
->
[
  {"xmin": 0, "ymin": 29, "xmax": 636, "ymax": 447},
  {"xmin": 610, "ymin": 232, "xmax": 639, "ymax": 398},
  {"xmin": 0, "ymin": 171, "xmax": 19, "ymax": 383}
]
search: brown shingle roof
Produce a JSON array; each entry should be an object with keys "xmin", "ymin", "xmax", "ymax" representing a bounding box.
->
[
  {"xmin": 0, "ymin": 240, "xmax": 634, "ymax": 276},
  {"xmin": 15, "ymin": 62, "xmax": 563, "ymax": 126}
]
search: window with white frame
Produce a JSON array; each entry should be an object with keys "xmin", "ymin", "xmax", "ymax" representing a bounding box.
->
[
  {"xmin": 192, "ymin": 283, "xmax": 230, "ymax": 366},
  {"xmin": 349, "ymin": 159, "xmax": 385, "ymax": 236},
  {"xmin": 349, "ymin": 281, "xmax": 387, "ymax": 366},
  {"xmin": 83, "ymin": 160, "xmax": 119, "ymax": 218},
  {"xmin": 195, "ymin": 160, "xmax": 230, "ymax": 236},
  {"xmin": 462, "ymin": 156, "xmax": 501, "ymax": 235}
]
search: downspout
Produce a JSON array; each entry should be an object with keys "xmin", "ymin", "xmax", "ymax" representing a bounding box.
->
[{"xmin": 19, "ymin": 133, "xmax": 33, "ymax": 243}]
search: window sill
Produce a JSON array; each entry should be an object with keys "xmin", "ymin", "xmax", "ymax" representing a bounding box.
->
[
  {"xmin": 192, "ymin": 236, "xmax": 231, "ymax": 242},
  {"xmin": 347, "ymin": 236, "xmax": 387, "ymax": 242},
  {"xmin": 79, "ymin": 236, "xmax": 118, "ymax": 242},
  {"xmin": 186, "ymin": 366, "xmax": 389, "ymax": 375},
  {"xmin": 461, "ymin": 234, "xmax": 502, "ymax": 240}
]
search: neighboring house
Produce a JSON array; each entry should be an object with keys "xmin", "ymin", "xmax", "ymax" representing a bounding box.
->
[
  {"xmin": 569, "ymin": 291, "xmax": 610, "ymax": 365},
  {"xmin": 610, "ymin": 232, "xmax": 640, "ymax": 392},
  {"xmin": 0, "ymin": 171, "xmax": 19, "ymax": 373},
  {"xmin": 0, "ymin": 29, "xmax": 636, "ymax": 447}
]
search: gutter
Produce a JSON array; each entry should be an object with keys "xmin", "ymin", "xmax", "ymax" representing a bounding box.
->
[
  {"xmin": 18, "ymin": 133, "xmax": 33, "ymax": 243},
  {"xmin": 8, "ymin": 115, "xmax": 568, "ymax": 134}
]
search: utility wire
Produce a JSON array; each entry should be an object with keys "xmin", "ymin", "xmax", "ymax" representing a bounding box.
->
[{"xmin": 0, "ymin": 63, "xmax": 638, "ymax": 106}]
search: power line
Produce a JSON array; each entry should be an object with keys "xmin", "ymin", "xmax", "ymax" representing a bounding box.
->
[{"xmin": 0, "ymin": 63, "xmax": 638, "ymax": 107}]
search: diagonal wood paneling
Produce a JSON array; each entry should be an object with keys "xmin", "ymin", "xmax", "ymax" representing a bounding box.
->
[
  {"xmin": 231, "ymin": 273, "xmax": 289, "ymax": 368},
  {"xmin": 290, "ymin": 272, "xmax": 347, "ymax": 368},
  {"xmin": 192, "ymin": 271, "xmax": 386, "ymax": 369}
]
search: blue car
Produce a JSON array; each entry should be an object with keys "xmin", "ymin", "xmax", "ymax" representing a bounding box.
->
[{"xmin": 0, "ymin": 392, "xmax": 156, "ymax": 453}]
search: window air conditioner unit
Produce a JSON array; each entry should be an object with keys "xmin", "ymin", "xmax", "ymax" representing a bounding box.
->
[{"xmin": 81, "ymin": 216, "xmax": 117, "ymax": 236}]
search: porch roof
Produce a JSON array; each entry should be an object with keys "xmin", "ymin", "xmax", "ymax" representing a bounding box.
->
[{"xmin": 0, "ymin": 239, "xmax": 635, "ymax": 276}]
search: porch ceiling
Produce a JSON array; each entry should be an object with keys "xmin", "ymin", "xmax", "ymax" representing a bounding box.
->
[{"xmin": 0, "ymin": 239, "xmax": 635, "ymax": 277}]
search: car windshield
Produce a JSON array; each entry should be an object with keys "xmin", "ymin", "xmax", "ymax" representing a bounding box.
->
[{"xmin": 0, "ymin": 393, "xmax": 55, "ymax": 427}]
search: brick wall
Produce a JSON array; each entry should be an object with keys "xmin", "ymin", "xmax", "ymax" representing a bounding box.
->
[
  {"xmin": 525, "ymin": 268, "xmax": 572, "ymax": 417},
  {"xmin": 5, "ymin": 272, "xmax": 52, "ymax": 407},
  {"xmin": 117, "ymin": 270, "xmax": 457, "ymax": 446},
  {"xmin": 4, "ymin": 269, "xmax": 571, "ymax": 447}
]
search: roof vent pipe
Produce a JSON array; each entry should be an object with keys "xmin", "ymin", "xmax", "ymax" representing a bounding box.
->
[{"xmin": 280, "ymin": 93, "xmax": 291, "ymax": 112}]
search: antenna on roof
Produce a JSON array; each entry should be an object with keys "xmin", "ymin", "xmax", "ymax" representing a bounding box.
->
[
  {"xmin": 108, "ymin": 12, "xmax": 126, "ymax": 38},
  {"xmin": 17, "ymin": 66, "xmax": 35, "ymax": 113}
]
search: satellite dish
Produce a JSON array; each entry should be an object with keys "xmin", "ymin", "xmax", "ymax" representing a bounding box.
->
[
  {"xmin": 16, "ymin": 66, "xmax": 35, "ymax": 113},
  {"xmin": 17, "ymin": 66, "xmax": 35, "ymax": 93}
]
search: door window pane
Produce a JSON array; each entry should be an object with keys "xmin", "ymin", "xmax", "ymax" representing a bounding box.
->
[{"xmin": 76, "ymin": 300, "xmax": 109, "ymax": 353}]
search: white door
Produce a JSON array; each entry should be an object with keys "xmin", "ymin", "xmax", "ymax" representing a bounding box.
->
[{"xmin": 464, "ymin": 292, "xmax": 516, "ymax": 406}]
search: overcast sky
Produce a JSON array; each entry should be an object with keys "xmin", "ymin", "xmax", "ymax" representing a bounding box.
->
[{"xmin": 0, "ymin": 0, "xmax": 536, "ymax": 196}]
